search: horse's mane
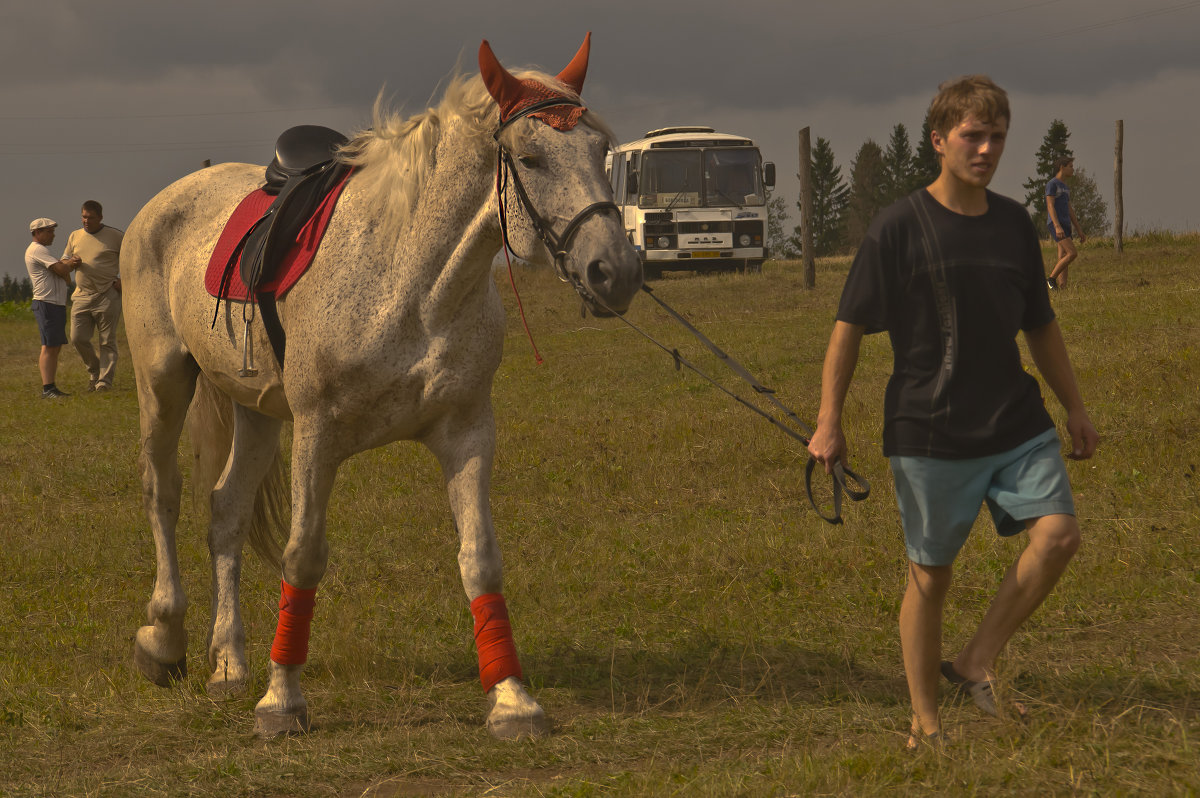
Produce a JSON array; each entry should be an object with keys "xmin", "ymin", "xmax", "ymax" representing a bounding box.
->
[{"xmin": 337, "ymin": 68, "xmax": 615, "ymax": 246}]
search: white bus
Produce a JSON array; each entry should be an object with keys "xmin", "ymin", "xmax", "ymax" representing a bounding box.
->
[{"xmin": 607, "ymin": 126, "xmax": 775, "ymax": 278}]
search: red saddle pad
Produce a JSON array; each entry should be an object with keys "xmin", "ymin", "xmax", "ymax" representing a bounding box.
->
[{"xmin": 205, "ymin": 169, "xmax": 353, "ymax": 301}]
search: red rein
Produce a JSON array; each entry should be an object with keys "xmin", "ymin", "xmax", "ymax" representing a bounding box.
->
[
  {"xmin": 471, "ymin": 593, "xmax": 523, "ymax": 693},
  {"xmin": 270, "ymin": 580, "xmax": 317, "ymax": 666}
]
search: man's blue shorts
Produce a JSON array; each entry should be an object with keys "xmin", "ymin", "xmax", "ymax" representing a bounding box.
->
[
  {"xmin": 32, "ymin": 300, "xmax": 69, "ymax": 347},
  {"xmin": 889, "ymin": 428, "xmax": 1076, "ymax": 566},
  {"xmin": 1049, "ymin": 219, "xmax": 1073, "ymax": 241}
]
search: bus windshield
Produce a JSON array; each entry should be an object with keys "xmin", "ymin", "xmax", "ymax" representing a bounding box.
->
[
  {"xmin": 637, "ymin": 148, "xmax": 764, "ymax": 209},
  {"xmin": 705, "ymin": 149, "xmax": 765, "ymax": 207}
]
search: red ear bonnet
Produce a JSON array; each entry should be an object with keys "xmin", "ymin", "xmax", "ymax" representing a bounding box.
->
[
  {"xmin": 478, "ymin": 34, "xmax": 590, "ymax": 131},
  {"xmin": 555, "ymin": 32, "xmax": 590, "ymax": 95}
]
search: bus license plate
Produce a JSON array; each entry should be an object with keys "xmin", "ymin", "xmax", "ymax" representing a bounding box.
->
[{"xmin": 691, "ymin": 251, "xmax": 719, "ymax": 258}]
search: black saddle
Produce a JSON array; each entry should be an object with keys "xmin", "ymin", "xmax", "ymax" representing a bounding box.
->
[{"xmin": 214, "ymin": 125, "xmax": 352, "ymax": 368}]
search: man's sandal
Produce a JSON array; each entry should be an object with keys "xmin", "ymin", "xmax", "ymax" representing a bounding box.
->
[
  {"xmin": 940, "ymin": 660, "xmax": 1027, "ymax": 719},
  {"xmin": 906, "ymin": 726, "xmax": 945, "ymax": 751}
]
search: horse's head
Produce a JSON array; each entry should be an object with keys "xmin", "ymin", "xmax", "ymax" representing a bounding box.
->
[{"xmin": 480, "ymin": 34, "xmax": 642, "ymax": 317}]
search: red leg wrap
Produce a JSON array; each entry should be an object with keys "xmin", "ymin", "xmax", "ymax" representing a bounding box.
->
[
  {"xmin": 470, "ymin": 593, "xmax": 523, "ymax": 693},
  {"xmin": 270, "ymin": 579, "xmax": 317, "ymax": 666}
]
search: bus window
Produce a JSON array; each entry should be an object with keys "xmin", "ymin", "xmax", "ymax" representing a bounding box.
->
[
  {"xmin": 639, "ymin": 150, "xmax": 703, "ymax": 208},
  {"xmin": 705, "ymin": 149, "xmax": 765, "ymax": 207}
]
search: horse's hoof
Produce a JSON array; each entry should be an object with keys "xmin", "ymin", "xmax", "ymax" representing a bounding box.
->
[
  {"xmin": 205, "ymin": 675, "xmax": 248, "ymax": 699},
  {"xmin": 486, "ymin": 707, "xmax": 549, "ymax": 740},
  {"xmin": 133, "ymin": 641, "xmax": 187, "ymax": 687},
  {"xmin": 254, "ymin": 707, "xmax": 311, "ymax": 738}
]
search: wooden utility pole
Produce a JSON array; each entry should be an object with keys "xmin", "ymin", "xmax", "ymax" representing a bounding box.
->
[
  {"xmin": 1114, "ymin": 120, "xmax": 1124, "ymax": 253},
  {"xmin": 798, "ymin": 127, "xmax": 815, "ymax": 288}
]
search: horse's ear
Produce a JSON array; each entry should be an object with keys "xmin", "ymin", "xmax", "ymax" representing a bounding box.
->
[
  {"xmin": 478, "ymin": 39, "xmax": 524, "ymax": 117},
  {"xmin": 556, "ymin": 32, "xmax": 591, "ymax": 95}
]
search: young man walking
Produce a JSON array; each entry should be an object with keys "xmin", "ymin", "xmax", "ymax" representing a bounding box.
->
[
  {"xmin": 1046, "ymin": 157, "xmax": 1086, "ymax": 289},
  {"xmin": 807, "ymin": 75, "xmax": 1098, "ymax": 748}
]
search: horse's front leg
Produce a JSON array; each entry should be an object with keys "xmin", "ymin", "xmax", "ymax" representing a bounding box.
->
[
  {"xmin": 432, "ymin": 408, "xmax": 548, "ymax": 739},
  {"xmin": 253, "ymin": 426, "xmax": 336, "ymax": 737}
]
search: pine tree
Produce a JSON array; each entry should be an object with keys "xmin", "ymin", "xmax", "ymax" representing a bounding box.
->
[
  {"xmin": 1067, "ymin": 167, "xmax": 1110, "ymax": 238},
  {"xmin": 764, "ymin": 189, "xmax": 797, "ymax": 259},
  {"xmin": 1022, "ymin": 119, "xmax": 1072, "ymax": 212},
  {"xmin": 913, "ymin": 114, "xmax": 940, "ymax": 189},
  {"xmin": 881, "ymin": 124, "xmax": 916, "ymax": 203},
  {"xmin": 789, "ymin": 136, "xmax": 849, "ymax": 258},
  {"xmin": 844, "ymin": 139, "xmax": 886, "ymax": 249}
]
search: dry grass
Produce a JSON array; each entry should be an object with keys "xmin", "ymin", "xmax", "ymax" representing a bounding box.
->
[{"xmin": 1, "ymin": 233, "xmax": 1197, "ymax": 796}]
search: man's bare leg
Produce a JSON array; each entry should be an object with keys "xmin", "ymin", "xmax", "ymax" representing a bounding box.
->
[
  {"xmin": 951, "ymin": 514, "xmax": 1080, "ymax": 682},
  {"xmin": 1048, "ymin": 239, "xmax": 1077, "ymax": 287},
  {"xmin": 900, "ymin": 561, "xmax": 953, "ymax": 741}
]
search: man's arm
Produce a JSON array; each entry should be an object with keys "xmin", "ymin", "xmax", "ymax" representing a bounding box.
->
[
  {"xmin": 807, "ymin": 320, "xmax": 866, "ymax": 473},
  {"xmin": 1025, "ymin": 319, "xmax": 1098, "ymax": 460},
  {"xmin": 42, "ymin": 254, "xmax": 78, "ymax": 280},
  {"xmin": 1046, "ymin": 189, "xmax": 1064, "ymax": 239},
  {"xmin": 1067, "ymin": 202, "xmax": 1086, "ymax": 243}
]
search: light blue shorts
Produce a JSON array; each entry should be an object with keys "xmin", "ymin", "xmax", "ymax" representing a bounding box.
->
[{"xmin": 889, "ymin": 428, "xmax": 1075, "ymax": 566}]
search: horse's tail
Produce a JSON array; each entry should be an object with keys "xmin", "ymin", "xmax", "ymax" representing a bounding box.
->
[{"xmin": 189, "ymin": 374, "xmax": 288, "ymax": 568}]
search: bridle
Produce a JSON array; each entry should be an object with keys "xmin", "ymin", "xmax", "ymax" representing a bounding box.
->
[{"xmin": 493, "ymin": 97, "xmax": 619, "ymax": 296}]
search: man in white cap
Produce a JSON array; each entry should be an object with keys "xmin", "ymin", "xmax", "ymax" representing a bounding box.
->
[{"xmin": 25, "ymin": 218, "xmax": 82, "ymax": 398}]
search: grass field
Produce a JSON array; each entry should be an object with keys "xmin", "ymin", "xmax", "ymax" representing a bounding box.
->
[{"xmin": 1, "ymin": 234, "xmax": 1198, "ymax": 796}]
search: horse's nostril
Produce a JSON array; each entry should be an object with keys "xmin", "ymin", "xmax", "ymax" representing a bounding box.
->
[{"xmin": 586, "ymin": 259, "xmax": 612, "ymax": 291}]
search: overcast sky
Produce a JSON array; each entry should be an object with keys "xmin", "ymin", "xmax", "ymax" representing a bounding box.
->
[{"xmin": 5, "ymin": 0, "xmax": 1199, "ymax": 282}]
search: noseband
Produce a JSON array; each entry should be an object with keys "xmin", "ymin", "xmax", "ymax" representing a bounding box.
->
[{"xmin": 493, "ymin": 98, "xmax": 619, "ymax": 295}]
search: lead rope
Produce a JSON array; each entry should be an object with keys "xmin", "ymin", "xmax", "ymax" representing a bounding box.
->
[
  {"xmin": 495, "ymin": 156, "xmax": 544, "ymax": 364},
  {"xmin": 586, "ymin": 281, "xmax": 870, "ymax": 524}
]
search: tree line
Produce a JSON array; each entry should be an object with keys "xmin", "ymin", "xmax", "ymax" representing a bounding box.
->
[
  {"xmin": 2, "ymin": 274, "xmax": 33, "ymax": 303},
  {"xmin": 767, "ymin": 118, "xmax": 1110, "ymax": 260}
]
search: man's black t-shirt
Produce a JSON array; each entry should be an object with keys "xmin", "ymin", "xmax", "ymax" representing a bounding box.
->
[{"xmin": 837, "ymin": 189, "xmax": 1056, "ymax": 459}]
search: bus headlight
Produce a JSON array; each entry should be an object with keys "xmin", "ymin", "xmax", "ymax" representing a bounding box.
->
[
  {"xmin": 657, "ymin": 236, "xmax": 671, "ymax": 248},
  {"xmin": 738, "ymin": 234, "xmax": 752, "ymax": 247}
]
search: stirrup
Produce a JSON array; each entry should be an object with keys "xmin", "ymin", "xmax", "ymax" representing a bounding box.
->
[{"xmin": 238, "ymin": 319, "xmax": 259, "ymax": 377}]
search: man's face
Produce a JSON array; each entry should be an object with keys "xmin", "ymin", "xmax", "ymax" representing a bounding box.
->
[
  {"xmin": 34, "ymin": 227, "xmax": 56, "ymax": 245},
  {"xmin": 934, "ymin": 115, "xmax": 1008, "ymax": 190},
  {"xmin": 1061, "ymin": 161, "xmax": 1075, "ymax": 177},
  {"xmin": 82, "ymin": 208, "xmax": 102, "ymax": 234}
]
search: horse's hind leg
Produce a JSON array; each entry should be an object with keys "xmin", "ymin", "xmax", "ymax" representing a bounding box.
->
[
  {"xmin": 132, "ymin": 350, "xmax": 200, "ymax": 685},
  {"xmin": 430, "ymin": 409, "xmax": 548, "ymax": 739},
  {"xmin": 206, "ymin": 404, "xmax": 283, "ymax": 697},
  {"xmin": 253, "ymin": 424, "xmax": 338, "ymax": 736}
]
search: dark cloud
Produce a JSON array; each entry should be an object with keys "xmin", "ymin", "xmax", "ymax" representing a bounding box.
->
[{"xmin": 3, "ymin": 0, "xmax": 1198, "ymax": 280}]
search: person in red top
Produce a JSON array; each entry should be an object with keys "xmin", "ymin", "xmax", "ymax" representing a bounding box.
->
[{"xmin": 807, "ymin": 75, "xmax": 1098, "ymax": 748}]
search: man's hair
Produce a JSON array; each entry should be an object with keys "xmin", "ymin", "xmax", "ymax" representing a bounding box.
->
[
  {"xmin": 81, "ymin": 200, "xmax": 103, "ymax": 215},
  {"xmin": 1054, "ymin": 156, "xmax": 1075, "ymax": 174},
  {"xmin": 927, "ymin": 75, "xmax": 1010, "ymax": 138}
]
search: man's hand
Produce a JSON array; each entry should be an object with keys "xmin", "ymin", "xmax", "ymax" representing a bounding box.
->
[
  {"xmin": 807, "ymin": 423, "xmax": 847, "ymax": 475},
  {"xmin": 1066, "ymin": 410, "xmax": 1099, "ymax": 460}
]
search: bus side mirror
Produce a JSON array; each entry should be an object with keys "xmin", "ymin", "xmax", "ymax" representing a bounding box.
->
[
  {"xmin": 764, "ymin": 162, "xmax": 776, "ymax": 188},
  {"xmin": 627, "ymin": 170, "xmax": 639, "ymax": 196}
]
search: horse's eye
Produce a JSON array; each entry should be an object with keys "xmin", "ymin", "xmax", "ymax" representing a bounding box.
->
[{"xmin": 517, "ymin": 154, "xmax": 539, "ymax": 168}]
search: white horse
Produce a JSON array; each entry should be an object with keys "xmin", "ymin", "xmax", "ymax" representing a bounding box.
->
[{"xmin": 122, "ymin": 34, "xmax": 641, "ymax": 738}]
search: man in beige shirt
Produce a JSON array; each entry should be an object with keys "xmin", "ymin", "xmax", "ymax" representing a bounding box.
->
[{"xmin": 63, "ymin": 200, "xmax": 124, "ymax": 391}]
